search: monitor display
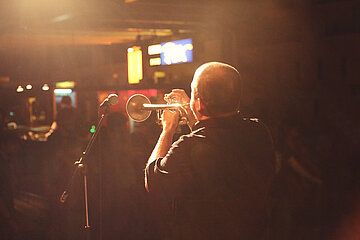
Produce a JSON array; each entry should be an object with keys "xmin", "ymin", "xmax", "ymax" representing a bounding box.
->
[{"xmin": 160, "ymin": 38, "xmax": 193, "ymax": 65}]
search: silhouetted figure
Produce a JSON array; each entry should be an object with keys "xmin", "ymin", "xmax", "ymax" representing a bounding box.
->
[
  {"xmin": 0, "ymin": 131, "xmax": 23, "ymax": 240},
  {"xmin": 46, "ymin": 96, "xmax": 78, "ymax": 143},
  {"xmin": 145, "ymin": 62, "xmax": 275, "ymax": 240},
  {"xmin": 268, "ymin": 125, "xmax": 323, "ymax": 240},
  {"xmin": 43, "ymin": 96, "xmax": 83, "ymax": 240}
]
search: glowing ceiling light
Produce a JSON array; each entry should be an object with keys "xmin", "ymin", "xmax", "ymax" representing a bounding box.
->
[
  {"xmin": 54, "ymin": 89, "xmax": 72, "ymax": 94},
  {"xmin": 42, "ymin": 84, "xmax": 50, "ymax": 91},
  {"xmin": 16, "ymin": 86, "xmax": 24, "ymax": 93},
  {"xmin": 26, "ymin": 84, "xmax": 32, "ymax": 90}
]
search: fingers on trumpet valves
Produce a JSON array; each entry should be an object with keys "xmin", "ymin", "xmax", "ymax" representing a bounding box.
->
[
  {"xmin": 164, "ymin": 95, "xmax": 178, "ymax": 104},
  {"xmin": 165, "ymin": 91, "xmax": 185, "ymax": 104}
]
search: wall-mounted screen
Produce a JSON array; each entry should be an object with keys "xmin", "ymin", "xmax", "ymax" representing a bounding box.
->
[{"xmin": 160, "ymin": 38, "xmax": 193, "ymax": 65}]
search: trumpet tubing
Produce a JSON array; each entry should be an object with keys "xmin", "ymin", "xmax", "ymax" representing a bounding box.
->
[
  {"xmin": 126, "ymin": 94, "xmax": 185, "ymax": 122},
  {"xmin": 142, "ymin": 103, "xmax": 182, "ymax": 110}
]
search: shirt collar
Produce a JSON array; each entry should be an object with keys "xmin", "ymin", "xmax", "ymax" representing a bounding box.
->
[{"xmin": 192, "ymin": 112, "xmax": 241, "ymax": 131}]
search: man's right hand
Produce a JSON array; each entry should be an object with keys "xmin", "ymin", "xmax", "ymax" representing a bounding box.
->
[
  {"xmin": 165, "ymin": 89, "xmax": 197, "ymax": 129},
  {"xmin": 161, "ymin": 109, "xmax": 180, "ymax": 134}
]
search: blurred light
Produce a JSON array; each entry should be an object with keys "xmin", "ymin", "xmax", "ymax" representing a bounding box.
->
[
  {"xmin": 148, "ymin": 44, "xmax": 162, "ymax": 55},
  {"xmin": 7, "ymin": 122, "xmax": 17, "ymax": 130},
  {"xmin": 90, "ymin": 125, "xmax": 96, "ymax": 133},
  {"xmin": 149, "ymin": 58, "xmax": 161, "ymax": 66},
  {"xmin": 26, "ymin": 84, "xmax": 32, "ymax": 90},
  {"xmin": 28, "ymin": 97, "xmax": 36, "ymax": 124},
  {"xmin": 52, "ymin": 14, "xmax": 72, "ymax": 23},
  {"xmin": 56, "ymin": 81, "xmax": 75, "ymax": 88},
  {"xmin": 160, "ymin": 38, "xmax": 193, "ymax": 65},
  {"xmin": 42, "ymin": 84, "xmax": 50, "ymax": 91},
  {"xmin": 54, "ymin": 89, "xmax": 72, "ymax": 94},
  {"xmin": 154, "ymin": 71, "xmax": 166, "ymax": 84},
  {"xmin": 0, "ymin": 76, "xmax": 10, "ymax": 83},
  {"xmin": 9, "ymin": 112, "xmax": 14, "ymax": 116},
  {"xmin": 17, "ymin": 86, "xmax": 24, "ymax": 92},
  {"xmin": 127, "ymin": 46, "xmax": 143, "ymax": 84},
  {"xmin": 113, "ymin": 73, "xmax": 118, "ymax": 79}
]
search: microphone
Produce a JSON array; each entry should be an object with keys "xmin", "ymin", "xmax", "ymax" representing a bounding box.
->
[{"xmin": 99, "ymin": 94, "xmax": 119, "ymax": 108}]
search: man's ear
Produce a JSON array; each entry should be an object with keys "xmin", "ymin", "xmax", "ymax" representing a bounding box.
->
[{"xmin": 197, "ymin": 98, "xmax": 208, "ymax": 116}]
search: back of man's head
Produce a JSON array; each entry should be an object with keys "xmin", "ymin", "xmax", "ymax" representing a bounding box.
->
[{"xmin": 193, "ymin": 62, "xmax": 242, "ymax": 117}]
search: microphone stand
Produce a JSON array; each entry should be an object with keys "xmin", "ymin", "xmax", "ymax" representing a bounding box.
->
[{"xmin": 60, "ymin": 105, "xmax": 111, "ymax": 240}]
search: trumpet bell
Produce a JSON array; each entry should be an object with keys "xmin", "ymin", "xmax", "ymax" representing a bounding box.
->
[{"xmin": 126, "ymin": 94, "xmax": 152, "ymax": 122}]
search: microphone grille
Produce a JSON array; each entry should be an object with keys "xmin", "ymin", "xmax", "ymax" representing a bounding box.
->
[{"xmin": 108, "ymin": 94, "xmax": 119, "ymax": 105}]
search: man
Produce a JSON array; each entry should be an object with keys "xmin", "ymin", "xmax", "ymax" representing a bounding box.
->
[
  {"xmin": 45, "ymin": 96, "xmax": 78, "ymax": 140},
  {"xmin": 145, "ymin": 62, "xmax": 275, "ymax": 239}
]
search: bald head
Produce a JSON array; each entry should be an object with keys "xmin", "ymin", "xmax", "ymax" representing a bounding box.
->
[{"xmin": 191, "ymin": 62, "xmax": 242, "ymax": 117}]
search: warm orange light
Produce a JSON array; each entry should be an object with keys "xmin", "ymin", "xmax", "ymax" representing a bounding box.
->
[
  {"xmin": 0, "ymin": 76, "xmax": 10, "ymax": 83},
  {"xmin": 127, "ymin": 46, "xmax": 143, "ymax": 84},
  {"xmin": 56, "ymin": 81, "xmax": 75, "ymax": 88}
]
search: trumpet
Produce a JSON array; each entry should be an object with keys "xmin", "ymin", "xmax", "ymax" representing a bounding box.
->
[{"xmin": 126, "ymin": 94, "xmax": 187, "ymax": 124}]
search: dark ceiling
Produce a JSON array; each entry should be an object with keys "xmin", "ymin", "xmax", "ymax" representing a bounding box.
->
[
  {"xmin": 0, "ymin": 0, "xmax": 218, "ymax": 48},
  {"xmin": 0, "ymin": 0, "xmax": 307, "ymax": 49},
  {"xmin": 0, "ymin": 0, "xmax": 356, "ymax": 86}
]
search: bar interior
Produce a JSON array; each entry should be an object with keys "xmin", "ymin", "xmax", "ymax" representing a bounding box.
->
[{"xmin": 0, "ymin": 0, "xmax": 359, "ymax": 239}]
